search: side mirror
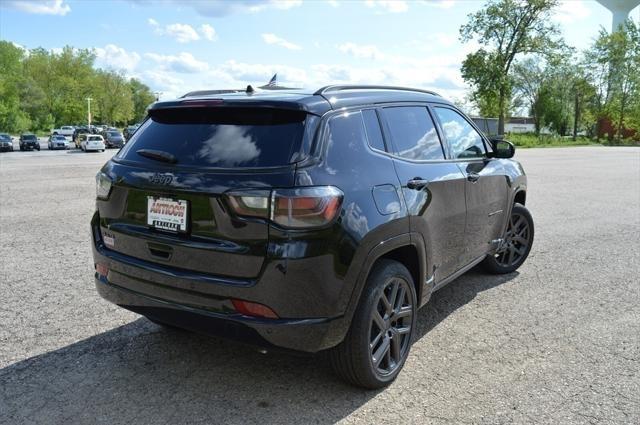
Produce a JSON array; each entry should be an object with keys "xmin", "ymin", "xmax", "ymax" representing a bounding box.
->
[{"xmin": 489, "ymin": 139, "xmax": 515, "ymax": 159}]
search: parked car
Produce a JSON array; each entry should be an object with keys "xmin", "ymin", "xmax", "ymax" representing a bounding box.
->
[
  {"xmin": 48, "ymin": 134, "xmax": 70, "ymax": 150},
  {"xmin": 91, "ymin": 85, "xmax": 533, "ymax": 389},
  {"xmin": 73, "ymin": 128, "xmax": 91, "ymax": 147},
  {"xmin": 19, "ymin": 134, "xmax": 40, "ymax": 151},
  {"xmin": 123, "ymin": 124, "xmax": 140, "ymax": 140},
  {"xmin": 80, "ymin": 134, "xmax": 105, "ymax": 152},
  {"xmin": 102, "ymin": 130, "xmax": 125, "ymax": 148},
  {"xmin": 0, "ymin": 133, "xmax": 13, "ymax": 152},
  {"xmin": 51, "ymin": 126, "xmax": 75, "ymax": 138}
]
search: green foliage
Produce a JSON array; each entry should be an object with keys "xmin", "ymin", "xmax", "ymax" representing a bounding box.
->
[
  {"xmin": 460, "ymin": 0, "xmax": 562, "ymax": 134},
  {"xmin": 0, "ymin": 41, "xmax": 154, "ymax": 133},
  {"xmin": 507, "ymin": 133, "xmax": 598, "ymax": 148},
  {"xmin": 583, "ymin": 20, "xmax": 640, "ymax": 140}
]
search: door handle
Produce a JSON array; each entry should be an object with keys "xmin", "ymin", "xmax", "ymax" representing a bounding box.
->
[
  {"xmin": 407, "ymin": 178, "xmax": 429, "ymax": 190},
  {"xmin": 467, "ymin": 172, "xmax": 480, "ymax": 183}
]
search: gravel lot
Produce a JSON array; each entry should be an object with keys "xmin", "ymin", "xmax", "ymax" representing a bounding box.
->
[{"xmin": 1, "ymin": 146, "xmax": 638, "ymax": 424}]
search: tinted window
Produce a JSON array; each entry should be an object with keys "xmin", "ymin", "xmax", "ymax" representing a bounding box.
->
[
  {"xmin": 23, "ymin": 135, "xmax": 37, "ymax": 141},
  {"xmin": 362, "ymin": 109, "xmax": 385, "ymax": 151},
  {"xmin": 382, "ymin": 107, "xmax": 444, "ymax": 160},
  {"xmin": 118, "ymin": 108, "xmax": 307, "ymax": 168},
  {"xmin": 434, "ymin": 107, "xmax": 486, "ymax": 159},
  {"xmin": 327, "ymin": 111, "xmax": 368, "ymax": 152}
]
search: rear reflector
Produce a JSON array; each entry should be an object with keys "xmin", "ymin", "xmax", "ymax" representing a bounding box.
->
[
  {"xmin": 231, "ymin": 299, "xmax": 279, "ymax": 319},
  {"xmin": 95, "ymin": 262, "xmax": 109, "ymax": 277}
]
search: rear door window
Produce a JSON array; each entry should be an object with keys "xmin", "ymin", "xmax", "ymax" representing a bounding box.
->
[
  {"xmin": 382, "ymin": 106, "xmax": 445, "ymax": 160},
  {"xmin": 362, "ymin": 109, "xmax": 386, "ymax": 152},
  {"xmin": 118, "ymin": 107, "xmax": 308, "ymax": 168}
]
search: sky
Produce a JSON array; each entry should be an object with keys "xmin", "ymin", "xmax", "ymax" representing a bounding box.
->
[{"xmin": 1, "ymin": 0, "xmax": 639, "ymax": 104}]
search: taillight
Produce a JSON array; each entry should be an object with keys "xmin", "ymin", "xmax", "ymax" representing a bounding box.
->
[
  {"xmin": 226, "ymin": 186, "xmax": 343, "ymax": 229},
  {"xmin": 231, "ymin": 299, "xmax": 279, "ymax": 319},
  {"xmin": 271, "ymin": 186, "xmax": 343, "ymax": 228},
  {"xmin": 96, "ymin": 172, "xmax": 113, "ymax": 200}
]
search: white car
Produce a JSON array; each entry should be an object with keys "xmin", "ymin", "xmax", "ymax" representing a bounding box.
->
[
  {"xmin": 80, "ymin": 134, "xmax": 106, "ymax": 152},
  {"xmin": 52, "ymin": 126, "xmax": 75, "ymax": 138}
]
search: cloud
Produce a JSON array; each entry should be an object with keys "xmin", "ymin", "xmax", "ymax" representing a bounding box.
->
[
  {"xmin": 145, "ymin": 52, "xmax": 209, "ymax": 73},
  {"xmin": 200, "ymin": 24, "xmax": 217, "ymax": 41},
  {"xmin": 338, "ymin": 42, "xmax": 385, "ymax": 60},
  {"xmin": 148, "ymin": 20, "xmax": 216, "ymax": 43},
  {"xmin": 128, "ymin": 0, "xmax": 301, "ymax": 17},
  {"xmin": 165, "ymin": 23, "xmax": 200, "ymax": 43},
  {"xmin": 365, "ymin": 0, "xmax": 408, "ymax": 13},
  {"xmin": 94, "ymin": 44, "xmax": 141, "ymax": 72},
  {"xmin": 261, "ymin": 33, "xmax": 302, "ymax": 50},
  {"xmin": 554, "ymin": 0, "xmax": 591, "ymax": 24},
  {"xmin": 2, "ymin": 0, "xmax": 70, "ymax": 15},
  {"xmin": 418, "ymin": 0, "xmax": 455, "ymax": 9}
]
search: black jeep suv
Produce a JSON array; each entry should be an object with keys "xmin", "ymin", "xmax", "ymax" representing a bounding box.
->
[{"xmin": 91, "ymin": 85, "xmax": 533, "ymax": 388}]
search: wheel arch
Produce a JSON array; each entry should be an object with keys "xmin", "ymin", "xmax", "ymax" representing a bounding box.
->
[{"xmin": 321, "ymin": 232, "xmax": 428, "ymax": 349}]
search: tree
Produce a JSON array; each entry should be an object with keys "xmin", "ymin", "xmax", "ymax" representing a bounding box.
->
[
  {"xmin": 584, "ymin": 20, "xmax": 640, "ymax": 140},
  {"xmin": 0, "ymin": 41, "xmax": 27, "ymax": 133},
  {"xmin": 512, "ymin": 57, "xmax": 547, "ymax": 134},
  {"xmin": 129, "ymin": 78, "xmax": 155, "ymax": 123},
  {"xmin": 93, "ymin": 70, "xmax": 134, "ymax": 126},
  {"xmin": 460, "ymin": 0, "xmax": 562, "ymax": 134}
]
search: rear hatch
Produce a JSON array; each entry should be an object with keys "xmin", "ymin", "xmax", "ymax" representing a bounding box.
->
[{"xmin": 97, "ymin": 105, "xmax": 313, "ymax": 280}]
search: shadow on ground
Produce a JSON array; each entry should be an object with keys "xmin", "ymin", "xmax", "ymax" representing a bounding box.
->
[{"xmin": 0, "ymin": 269, "xmax": 517, "ymax": 424}]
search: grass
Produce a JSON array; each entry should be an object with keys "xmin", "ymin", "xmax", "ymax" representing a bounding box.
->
[
  {"xmin": 506, "ymin": 133, "xmax": 639, "ymax": 148},
  {"xmin": 507, "ymin": 133, "xmax": 599, "ymax": 148}
]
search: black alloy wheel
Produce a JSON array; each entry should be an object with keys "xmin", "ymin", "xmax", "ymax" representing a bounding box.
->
[
  {"xmin": 329, "ymin": 259, "xmax": 416, "ymax": 389},
  {"xmin": 482, "ymin": 203, "xmax": 534, "ymax": 274},
  {"xmin": 369, "ymin": 277, "xmax": 413, "ymax": 377}
]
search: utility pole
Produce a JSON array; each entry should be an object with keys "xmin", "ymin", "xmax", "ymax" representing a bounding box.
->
[
  {"xmin": 154, "ymin": 92, "xmax": 162, "ymax": 101},
  {"xmin": 86, "ymin": 97, "xmax": 92, "ymax": 128}
]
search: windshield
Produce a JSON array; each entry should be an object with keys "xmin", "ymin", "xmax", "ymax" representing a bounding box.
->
[
  {"xmin": 117, "ymin": 107, "xmax": 308, "ymax": 168},
  {"xmin": 23, "ymin": 135, "xmax": 37, "ymax": 141},
  {"xmin": 54, "ymin": 136, "xmax": 66, "ymax": 140}
]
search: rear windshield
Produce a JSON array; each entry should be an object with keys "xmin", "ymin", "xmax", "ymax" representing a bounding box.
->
[
  {"xmin": 117, "ymin": 107, "xmax": 307, "ymax": 168},
  {"xmin": 23, "ymin": 135, "xmax": 37, "ymax": 140}
]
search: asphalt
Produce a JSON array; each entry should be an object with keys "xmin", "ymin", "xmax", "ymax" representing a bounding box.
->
[{"xmin": 0, "ymin": 146, "xmax": 638, "ymax": 424}]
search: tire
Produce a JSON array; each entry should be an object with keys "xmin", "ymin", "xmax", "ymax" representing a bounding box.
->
[
  {"xmin": 328, "ymin": 259, "xmax": 417, "ymax": 389},
  {"xmin": 482, "ymin": 203, "xmax": 534, "ymax": 274}
]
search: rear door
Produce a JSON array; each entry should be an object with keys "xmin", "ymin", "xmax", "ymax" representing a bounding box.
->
[
  {"xmin": 379, "ymin": 105, "xmax": 467, "ymax": 282},
  {"xmin": 432, "ymin": 106, "xmax": 509, "ymax": 264},
  {"xmin": 97, "ymin": 106, "xmax": 311, "ymax": 279}
]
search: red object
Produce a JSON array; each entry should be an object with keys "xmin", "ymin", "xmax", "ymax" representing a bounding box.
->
[
  {"xmin": 597, "ymin": 117, "xmax": 637, "ymax": 140},
  {"xmin": 231, "ymin": 299, "xmax": 279, "ymax": 319},
  {"xmin": 95, "ymin": 262, "xmax": 109, "ymax": 277}
]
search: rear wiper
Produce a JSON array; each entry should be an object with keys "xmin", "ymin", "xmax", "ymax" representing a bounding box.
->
[{"xmin": 136, "ymin": 149, "xmax": 177, "ymax": 164}]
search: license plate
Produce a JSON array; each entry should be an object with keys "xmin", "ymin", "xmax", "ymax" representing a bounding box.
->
[{"xmin": 147, "ymin": 197, "xmax": 188, "ymax": 233}]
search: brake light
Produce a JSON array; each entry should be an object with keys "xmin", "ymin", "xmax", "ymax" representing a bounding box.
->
[
  {"xmin": 226, "ymin": 186, "xmax": 343, "ymax": 229},
  {"xmin": 271, "ymin": 187, "xmax": 343, "ymax": 228},
  {"xmin": 231, "ymin": 299, "xmax": 279, "ymax": 319}
]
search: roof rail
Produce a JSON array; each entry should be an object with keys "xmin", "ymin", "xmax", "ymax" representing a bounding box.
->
[
  {"xmin": 314, "ymin": 85, "xmax": 441, "ymax": 97},
  {"xmin": 180, "ymin": 89, "xmax": 243, "ymax": 98}
]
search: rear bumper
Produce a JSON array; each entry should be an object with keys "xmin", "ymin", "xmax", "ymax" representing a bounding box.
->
[
  {"xmin": 91, "ymin": 214, "xmax": 349, "ymax": 353},
  {"xmin": 95, "ymin": 274, "xmax": 337, "ymax": 352}
]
